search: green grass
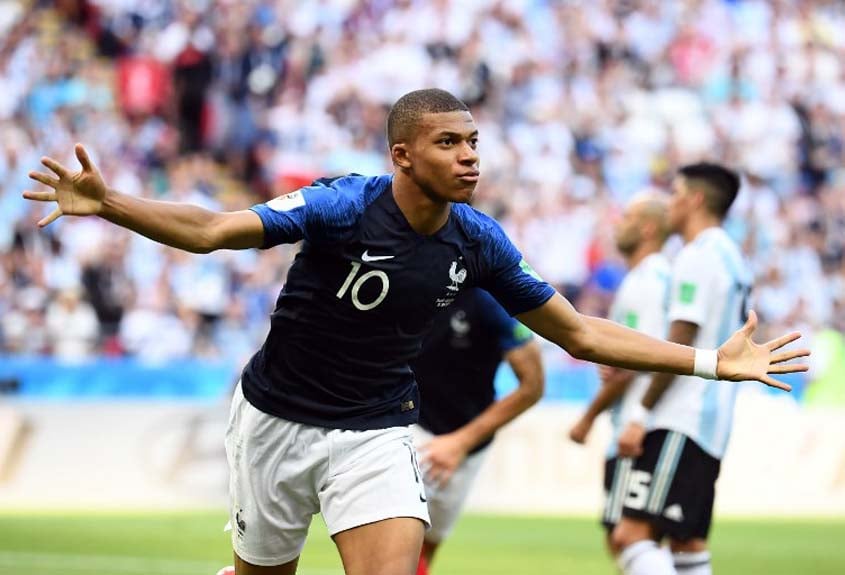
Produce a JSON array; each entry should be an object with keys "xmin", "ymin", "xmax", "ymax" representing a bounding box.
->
[{"xmin": 0, "ymin": 511, "xmax": 843, "ymax": 574}]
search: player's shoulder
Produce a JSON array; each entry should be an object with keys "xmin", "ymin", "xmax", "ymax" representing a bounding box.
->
[
  {"xmin": 451, "ymin": 203, "xmax": 505, "ymax": 239},
  {"xmin": 643, "ymin": 252, "xmax": 672, "ymax": 277},
  {"xmin": 689, "ymin": 227, "xmax": 738, "ymax": 252},
  {"xmin": 676, "ymin": 228, "xmax": 723, "ymax": 262},
  {"xmin": 687, "ymin": 227, "xmax": 744, "ymax": 266},
  {"xmin": 305, "ymin": 173, "xmax": 392, "ymax": 207}
]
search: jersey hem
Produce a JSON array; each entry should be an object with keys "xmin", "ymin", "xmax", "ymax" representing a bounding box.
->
[{"xmin": 241, "ymin": 382, "xmax": 419, "ymax": 431}]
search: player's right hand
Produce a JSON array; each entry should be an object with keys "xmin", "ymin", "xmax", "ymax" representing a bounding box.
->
[
  {"xmin": 568, "ymin": 415, "xmax": 592, "ymax": 444},
  {"xmin": 24, "ymin": 143, "xmax": 106, "ymax": 227}
]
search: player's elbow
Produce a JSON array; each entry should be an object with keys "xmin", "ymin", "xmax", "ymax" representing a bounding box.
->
[
  {"xmin": 564, "ymin": 331, "xmax": 598, "ymax": 362},
  {"xmin": 194, "ymin": 215, "xmax": 231, "ymax": 253},
  {"xmin": 188, "ymin": 238, "xmax": 217, "ymax": 254},
  {"xmin": 179, "ymin": 235, "xmax": 217, "ymax": 254},
  {"xmin": 523, "ymin": 375, "xmax": 544, "ymax": 405}
]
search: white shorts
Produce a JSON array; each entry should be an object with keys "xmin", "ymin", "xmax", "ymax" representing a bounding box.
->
[
  {"xmin": 411, "ymin": 424, "xmax": 489, "ymax": 544},
  {"xmin": 225, "ymin": 383, "xmax": 430, "ymax": 567}
]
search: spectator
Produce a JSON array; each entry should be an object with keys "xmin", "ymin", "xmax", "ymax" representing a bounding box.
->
[{"xmin": 45, "ymin": 285, "xmax": 99, "ymax": 361}]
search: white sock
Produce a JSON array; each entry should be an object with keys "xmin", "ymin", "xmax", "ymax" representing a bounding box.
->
[
  {"xmin": 618, "ymin": 540, "xmax": 677, "ymax": 575},
  {"xmin": 673, "ymin": 551, "xmax": 711, "ymax": 575}
]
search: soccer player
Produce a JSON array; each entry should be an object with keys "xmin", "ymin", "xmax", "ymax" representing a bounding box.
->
[
  {"xmin": 568, "ymin": 192, "xmax": 671, "ymax": 555},
  {"xmin": 23, "ymin": 90, "xmax": 807, "ymax": 575},
  {"xmin": 410, "ymin": 287, "xmax": 543, "ymax": 574},
  {"xmin": 612, "ymin": 164, "xmax": 758, "ymax": 575}
]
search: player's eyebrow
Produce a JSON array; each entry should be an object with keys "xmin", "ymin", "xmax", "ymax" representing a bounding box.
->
[{"xmin": 433, "ymin": 130, "xmax": 479, "ymax": 139}]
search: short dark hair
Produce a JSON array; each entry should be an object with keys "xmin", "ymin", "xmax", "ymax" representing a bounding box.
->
[
  {"xmin": 387, "ymin": 89, "xmax": 469, "ymax": 147},
  {"xmin": 678, "ymin": 162, "xmax": 741, "ymax": 219}
]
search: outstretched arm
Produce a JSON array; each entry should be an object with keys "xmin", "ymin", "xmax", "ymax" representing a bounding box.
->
[
  {"xmin": 24, "ymin": 144, "xmax": 264, "ymax": 253},
  {"xmin": 517, "ymin": 294, "xmax": 809, "ymax": 390},
  {"xmin": 420, "ymin": 340, "xmax": 544, "ymax": 486}
]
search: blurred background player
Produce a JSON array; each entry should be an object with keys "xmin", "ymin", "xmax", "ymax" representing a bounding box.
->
[
  {"xmin": 410, "ymin": 287, "xmax": 544, "ymax": 574},
  {"xmin": 612, "ymin": 163, "xmax": 753, "ymax": 575},
  {"xmin": 568, "ymin": 192, "xmax": 671, "ymax": 558}
]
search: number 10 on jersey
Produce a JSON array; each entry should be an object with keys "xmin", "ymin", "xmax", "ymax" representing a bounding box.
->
[{"xmin": 337, "ymin": 261, "xmax": 390, "ymax": 311}]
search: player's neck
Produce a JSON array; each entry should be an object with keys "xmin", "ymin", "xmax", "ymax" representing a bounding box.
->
[
  {"xmin": 682, "ymin": 214, "xmax": 721, "ymax": 243},
  {"xmin": 625, "ymin": 243, "xmax": 660, "ymax": 269},
  {"xmin": 392, "ymin": 175, "xmax": 451, "ymax": 235}
]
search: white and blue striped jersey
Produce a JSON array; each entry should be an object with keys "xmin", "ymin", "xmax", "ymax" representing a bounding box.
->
[
  {"xmin": 650, "ymin": 227, "xmax": 751, "ymax": 460},
  {"xmin": 606, "ymin": 253, "xmax": 671, "ymax": 459}
]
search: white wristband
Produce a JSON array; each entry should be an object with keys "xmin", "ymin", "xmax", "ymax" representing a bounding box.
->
[
  {"xmin": 628, "ymin": 402, "xmax": 650, "ymax": 426},
  {"xmin": 694, "ymin": 348, "xmax": 719, "ymax": 380}
]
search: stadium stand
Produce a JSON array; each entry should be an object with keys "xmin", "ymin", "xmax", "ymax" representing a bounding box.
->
[{"xmin": 0, "ymin": 0, "xmax": 843, "ymax": 401}]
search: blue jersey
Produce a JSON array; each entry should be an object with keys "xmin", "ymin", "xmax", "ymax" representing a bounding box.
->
[
  {"xmin": 412, "ymin": 288, "xmax": 533, "ymax": 453},
  {"xmin": 242, "ymin": 174, "xmax": 554, "ymax": 430}
]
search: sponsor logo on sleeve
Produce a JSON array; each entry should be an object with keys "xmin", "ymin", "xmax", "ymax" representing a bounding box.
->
[
  {"xmin": 266, "ymin": 190, "xmax": 306, "ymax": 212},
  {"xmin": 513, "ymin": 322, "xmax": 532, "ymax": 342},
  {"xmin": 519, "ymin": 259, "xmax": 543, "ymax": 281},
  {"xmin": 679, "ymin": 282, "xmax": 697, "ymax": 304}
]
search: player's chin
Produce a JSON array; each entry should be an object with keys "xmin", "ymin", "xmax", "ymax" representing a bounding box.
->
[{"xmin": 450, "ymin": 182, "xmax": 477, "ymax": 203}]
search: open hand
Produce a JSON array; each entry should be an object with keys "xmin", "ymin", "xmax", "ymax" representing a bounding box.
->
[
  {"xmin": 23, "ymin": 144, "xmax": 106, "ymax": 227},
  {"xmin": 419, "ymin": 433, "xmax": 469, "ymax": 488},
  {"xmin": 717, "ymin": 310, "xmax": 810, "ymax": 391}
]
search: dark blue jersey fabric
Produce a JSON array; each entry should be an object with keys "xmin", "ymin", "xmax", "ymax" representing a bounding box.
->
[
  {"xmin": 241, "ymin": 174, "xmax": 554, "ymax": 430},
  {"xmin": 412, "ymin": 288, "xmax": 533, "ymax": 453}
]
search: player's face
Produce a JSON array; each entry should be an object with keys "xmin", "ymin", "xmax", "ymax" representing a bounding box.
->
[
  {"xmin": 667, "ymin": 176, "xmax": 692, "ymax": 233},
  {"xmin": 615, "ymin": 201, "xmax": 643, "ymax": 255},
  {"xmin": 407, "ymin": 111, "xmax": 480, "ymax": 203}
]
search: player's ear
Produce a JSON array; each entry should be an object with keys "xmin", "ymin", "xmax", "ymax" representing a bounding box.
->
[
  {"xmin": 391, "ymin": 143, "xmax": 412, "ymax": 169},
  {"xmin": 692, "ymin": 187, "xmax": 709, "ymax": 211},
  {"xmin": 642, "ymin": 219, "xmax": 656, "ymax": 239}
]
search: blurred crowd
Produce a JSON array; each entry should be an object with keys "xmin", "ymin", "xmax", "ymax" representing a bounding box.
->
[{"xmin": 0, "ymin": 0, "xmax": 844, "ymax": 385}]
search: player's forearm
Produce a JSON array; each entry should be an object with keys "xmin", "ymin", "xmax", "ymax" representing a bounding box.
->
[
  {"xmin": 584, "ymin": 371, "xmax": 636, "ymax": 420},
  {"xmin": 639, "ymin": 321, "xmax": 698, "ymax": 409},
  {"xmin": 99, "ymin": 188, "xmax": 223, "ymax": 253},
  {"xmin": 640, "ymin": 372, "xmax": 675, "ymax": 409},
  {"xmin": 453, "ymin": 342, "xmax": 544, "ymax": 452},
  {"xmin": 574, "ymin": 316, "xmax": 696, "ymax": 375},
  {"xmin": 519, "ymin": 295, "xmax": 697, "ymax": 376},
  {"xmin": 452, "ymin": 382, "xmax": 543, "ymax": 453}
]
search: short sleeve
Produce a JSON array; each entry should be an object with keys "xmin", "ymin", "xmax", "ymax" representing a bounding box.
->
[
  {"xmin": 249, "ymin": 175, "xmax": 373, "ymax": 248},
  {"xmin": 668, "ymin": 247, "xmax": 716, "ymax": 326},
  {"xmin": 476, "ymin": 289, "xmax": 533, "ymax": 352},
  {"xmin": 477, "ymin": 218, "xmax": 555, "ymax": 315}
]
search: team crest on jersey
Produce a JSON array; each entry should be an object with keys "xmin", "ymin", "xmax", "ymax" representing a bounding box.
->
[
  {"xmin": 447, "ymin": 260, "xmax": 467, "ymax": 291},
  {"xmin": 436, "ymin": 259, "xmax": 467, "ymax": 308},
  {"xmin": 266, "ymin": 190, "xmax": 305, "ymax": 212}
]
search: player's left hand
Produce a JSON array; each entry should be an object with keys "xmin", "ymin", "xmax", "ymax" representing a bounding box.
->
[
  {"xmin": 716, "ymin": 310, "xmax": 810, "ymax": 391},
  {"xmin": 617, "ymin": 422, "xmax": 646, "ymax": 458},
  {"xmin": 419, "ymin": 433, "xmax": 469, "ymax": 487},
  {"xmin": 568, "ymin": 415, "xmax": 593, "ymax": 445}
]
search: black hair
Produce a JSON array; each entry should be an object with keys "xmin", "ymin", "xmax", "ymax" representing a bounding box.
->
[
  {"xmin": 678, "ymin": 162, "xmax": 741, "ymax": 219},
  {"xmin": 386, "ymin": 89, "xmax": 469, "ymax": 147}
]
